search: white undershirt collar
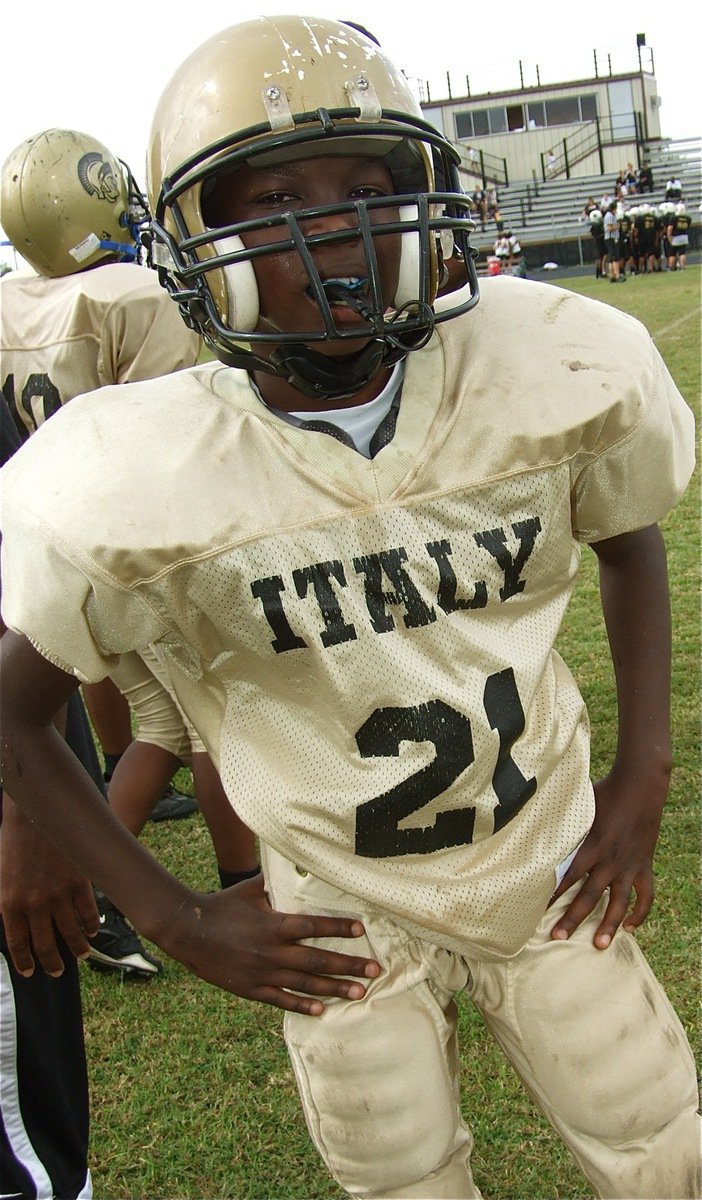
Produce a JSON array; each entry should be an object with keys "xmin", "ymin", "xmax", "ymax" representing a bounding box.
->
[{"xmin": 255, "ymin": 362, "xmax": 405, "ymax": 458}]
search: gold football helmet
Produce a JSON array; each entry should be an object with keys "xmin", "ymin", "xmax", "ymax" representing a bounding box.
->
[
  {"xmin": 147, "ymin": 15, "xmax": 478, "ymax": 399},
  {"xmin": 1, "ymin": 128, "xmax": 148, "ymax": 277}
]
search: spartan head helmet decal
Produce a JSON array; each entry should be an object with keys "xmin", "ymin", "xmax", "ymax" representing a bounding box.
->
[{"xmin": 77, "ymin": 152, "xmax": 121, "ymax": 203}]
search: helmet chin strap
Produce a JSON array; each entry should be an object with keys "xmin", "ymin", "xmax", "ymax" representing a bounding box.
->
[
  {"xmin": 269, "ymin": 339, "xmax": 400, "ymax": 401},
  {"xmin": 195, "ymin": 292, "xmax": 436, "ymax": 402},
  {"xmin": 270, "ymin": 299, "xmax": 436, "ymax": 401},
  {"xmin": 267, "ymin": 279, "xmax": 391, "ymax": 400},
  {"xmin": 196, "ymin": 327, "xmax": 401, "ymax": 401},
  {"xmin": 268, "ymin": 274, "xmax": 437, "ymax": 397}
]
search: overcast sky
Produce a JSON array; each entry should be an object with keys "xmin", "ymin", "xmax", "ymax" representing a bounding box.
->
[{"xmin": 1, "ymin": 0, "xmax": 699, "ymax": 265}]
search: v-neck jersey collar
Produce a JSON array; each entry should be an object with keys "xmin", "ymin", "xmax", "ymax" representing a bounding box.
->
[{"xmin": 213, "ymin": 331, "xmax": 447, "ymax": 504}]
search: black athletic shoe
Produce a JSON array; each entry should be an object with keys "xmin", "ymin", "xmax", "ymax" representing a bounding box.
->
[
  {"xmin": 150, "ymin": 787, "xmax": 198, "ymax": 823},
  {"xmin": 87, "ymin": 893, "xmax": 162, "ymax": 979}
]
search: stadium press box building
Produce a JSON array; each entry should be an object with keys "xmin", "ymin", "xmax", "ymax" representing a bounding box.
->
[{"xmin": 417, "ymin": 37, "xmax": 663, "ymax": 187}]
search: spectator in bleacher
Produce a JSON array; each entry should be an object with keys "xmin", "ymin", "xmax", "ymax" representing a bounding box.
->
[
  {"xmin": 624, "ymin": 163, "xmax": 638, "ymax": 190},
  {"xmin": 604, "ymin": 200, "xmax": 625, "ymax": 282},
  {"xmin": 507, "ymin": 231, "xmax": 522, "ymax": 273},
  {"xmin": 589, "ymin": 208, "xmax": 606, "ymax": 279},
  {"xmin": 545, "ymin": 148, "xmax": 557, "ymax": 177},
  {"xmin": 471, "ymin": 185, "xmax": 487, "ymax": 230},
  {"xmin": 486, "ymin": 187, "xmax": 499, "ymax": 221},
  {"xmin": 493, "ymin": 232, "xmax": 511, "ymax": 271},
  {"xmin": 665, "ymin": 175, "xmax": 683, "ymax": 202},
  {"xmin": 613, "ymin": 171, "xmax": 626, "ymax": 199},
  {"xmin": 580, "ymin": 197, "xmax": 598, "ymax": 221},
  {"xmin": 636, "ymin": 162, "xmax": 654, "ymax": 194}
]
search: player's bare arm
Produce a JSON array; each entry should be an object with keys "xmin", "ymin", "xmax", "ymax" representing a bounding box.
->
[
  {"xmin": 0, "ymin": 610, "xmax": 99, "ymax": 976},
  {"xmin": 550, "ymin": 523, "xmax": 672, "ymax": 947},
  {"xmin": 0, "ymin": 631, "xmax": 381, "ymax": 1013}
]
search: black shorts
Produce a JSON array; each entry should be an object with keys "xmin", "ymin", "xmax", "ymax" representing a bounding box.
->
[
  {"xmin": 605, "ymin": 237, "xmax": 619, "ymax": 263},
  {"xmin": 0, "ymin": 925, "xmax": 90, "ymax": 1199}
]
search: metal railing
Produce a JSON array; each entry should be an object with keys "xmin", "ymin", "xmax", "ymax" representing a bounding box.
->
[
  {"xmin": 540, "ymin": 112, "xmax": 646, "ymax": 181},
  {"xmin": 456, "ymin": 144, "xmax": 509, "ymax": 188}
]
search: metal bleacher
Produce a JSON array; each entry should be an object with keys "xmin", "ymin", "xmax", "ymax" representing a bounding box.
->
[{"xmin": 467, "ymin": 137, "xmax": 701, "ymax": 269}]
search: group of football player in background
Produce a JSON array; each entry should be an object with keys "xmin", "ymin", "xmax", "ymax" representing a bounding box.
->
[{"xmin": 586, "ymin": 187, "xmax": 693, "ymax": 279}]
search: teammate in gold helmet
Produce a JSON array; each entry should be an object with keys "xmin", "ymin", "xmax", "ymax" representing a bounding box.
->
[{"xmin": 1, "ymin": 127, "xmax": 147, "ymax": 277}]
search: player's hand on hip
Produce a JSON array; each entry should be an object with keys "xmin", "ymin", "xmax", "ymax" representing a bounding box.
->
[
  {"xmin": 547, "ymin": 771, "xmax": 663, "ymax": 949},
  {"xmin": 161, "ymin": 873, "xmax": 382, "ymax": 1014}
]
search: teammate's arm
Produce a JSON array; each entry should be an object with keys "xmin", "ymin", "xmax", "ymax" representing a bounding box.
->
[
  {"xmin": 549, "ymin": 523, "xmax": 672, "ymax": 947},
  {"xmin": 0, "ymin": 791, "xmax": 99, "ymax": 976},
  {"xmin": 0, "ymin": 631, "xmax": 380, "ymax": 1012},
  {"xmin": 0, "ymin": 575, "xmax": 99, "ymax": 975}
]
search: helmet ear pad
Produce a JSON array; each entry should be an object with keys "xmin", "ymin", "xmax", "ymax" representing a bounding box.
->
[
  {"xmin": 393, "ymin": 204, "xmax": 440, "ymax": 309},
  {"xmin": 213, "ymin": 235, "xmax": 260, "ymax": 332}
]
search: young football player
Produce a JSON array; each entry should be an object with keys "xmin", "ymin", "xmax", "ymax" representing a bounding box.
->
[
  {"xmin": 632, "ymin": 202, "xmax": 661, "ymax": 274},
  {"xmin": 603, "ymin": 200, "xmax": 625, "ymax": 282},
  {"xmin": 665, "ymin": 202, "xmax": 692, "ymax": 270},
  {"xmin": 588, "ymin": 207, "xmax": 606, "ymax": 278},
  {"xmin": 0, "ymin": 18, "xmax": 699, "ymax": 1200}
]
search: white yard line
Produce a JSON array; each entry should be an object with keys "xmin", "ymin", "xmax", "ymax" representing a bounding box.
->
[{"xmin": 652, "ymin": 306, "xmax": 702, "ymax": 342}]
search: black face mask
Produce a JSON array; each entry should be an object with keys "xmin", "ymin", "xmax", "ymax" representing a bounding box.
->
[{"xmin": 150, "ymin": 113, "xmax": 479, "ymax": 400}]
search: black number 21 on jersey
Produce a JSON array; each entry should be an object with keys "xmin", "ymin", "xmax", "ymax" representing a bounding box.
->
[{"xmin": 355, "ymin": 667, "xmax": 535, "ymax": 857}]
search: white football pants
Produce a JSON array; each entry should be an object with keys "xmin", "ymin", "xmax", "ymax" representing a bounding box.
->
[{"xmin": 262, "ymin": 845, "xmax": 701, "ymax": 1200}]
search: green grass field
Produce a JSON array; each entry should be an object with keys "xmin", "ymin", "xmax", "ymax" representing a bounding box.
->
[{"xmin": 81, "ymin": 267, "xmax": 701, "ymax": 1200}]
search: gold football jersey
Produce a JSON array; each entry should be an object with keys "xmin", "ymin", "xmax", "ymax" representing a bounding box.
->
[
  {"xmin": 0, "ymin": 278, "xmax": 694, "ymax": 959},
  {"xmin": 0, "ymin": 262, "xmax": 199, "ymax": 437}
]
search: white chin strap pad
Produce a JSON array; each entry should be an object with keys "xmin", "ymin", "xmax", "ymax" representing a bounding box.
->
[{"xmin": 214, "ymin": 236, "xmax": 259, "ymax": 332}]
